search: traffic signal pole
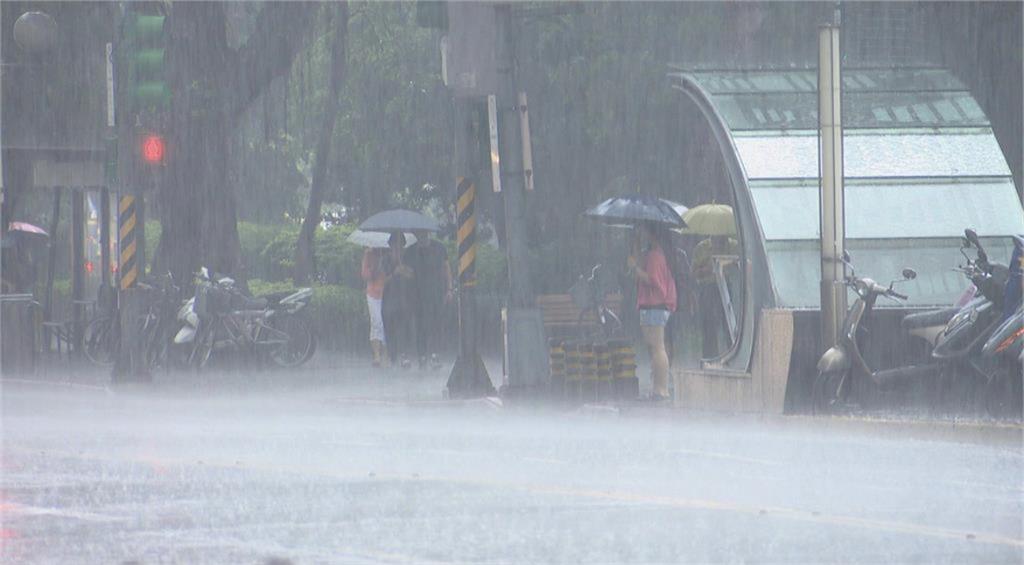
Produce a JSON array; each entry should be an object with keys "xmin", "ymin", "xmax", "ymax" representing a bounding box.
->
[
  {"xmin": 111, "ymin": 7, "xmax": 164, "ymax": 383},
  {"xmin": 447, "ymin": 100, "xmax": 496, "ymax": 398}
]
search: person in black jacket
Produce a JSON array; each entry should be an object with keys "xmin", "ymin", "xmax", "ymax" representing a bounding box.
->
[
  {"xmin": 381, "ymin": 233, "xmax": 415, "ymax": 368},
  {"xmin": 404, "ymin": 229, "xmax": 453, "ymax": 370}
]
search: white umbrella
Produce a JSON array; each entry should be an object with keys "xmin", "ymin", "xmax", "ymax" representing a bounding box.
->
[
  {"xmin": 347, "ymin": 229, "xmax": 416, "ymax": 248},
  {"xmin": 359, "ymin": 209, "xmax": 440, "ymax": 232}
]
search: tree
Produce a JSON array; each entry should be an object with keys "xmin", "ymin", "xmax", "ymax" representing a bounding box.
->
[
  {"xmin": 157, "ymin": 2, "xmax": 316, "ymax": 284},
  {"xmin": 294, "ymin": 3, "xmax": 349, "ymax": 285}
]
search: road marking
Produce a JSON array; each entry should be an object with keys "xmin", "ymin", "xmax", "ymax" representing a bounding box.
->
[
  {"xmin": 670, "ymin": 448, "xmax": 782, "ymax": 467},
  {"xmin": 7, "ymin": 445, "xmax": 1021, "ymax": 550},
  {"xmin": 0, "ymin": 501, "xmax": 124, "ymax": 523}
]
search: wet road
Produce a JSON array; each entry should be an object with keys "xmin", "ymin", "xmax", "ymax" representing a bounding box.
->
[{"xmin": 2, "ymin": 364, "xmax": 1022, "ymax": 564}]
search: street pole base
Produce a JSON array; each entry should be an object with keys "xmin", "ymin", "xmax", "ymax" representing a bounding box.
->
[{"xmin": 447, "ymin": 353, "xmax": 496, "ymax": 399}]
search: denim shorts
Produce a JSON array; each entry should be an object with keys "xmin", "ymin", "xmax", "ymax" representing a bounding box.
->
[{"xmin": 639, "ymin": 308, "xmax": 671, "ymax": 327}]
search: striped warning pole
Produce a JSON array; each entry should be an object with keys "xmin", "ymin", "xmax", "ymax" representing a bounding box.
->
[
  {"xmin": 113, "ymin": 192, "xmax": 150, "ymax": 382},
  {"xmin": 118, "ymin": 195, "xmax": 138, "ymax": 290},
  {"xmin": 447, "ymin": 176, "xmax": 495, "ymax": 398},
  {"xmin": 456, "ymin": 177, "xmax": 477, "ymax": 288}
]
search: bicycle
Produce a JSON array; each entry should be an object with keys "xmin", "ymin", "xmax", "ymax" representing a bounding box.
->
[
  {"xmin": 186, "ymin": 270, "xmax": 315, "ymax": 370},
  {"xmin": 137, "ymin": 274, "xmax": 182, "ymax": 371},
  {"xmin": 569, "ymin": 264, "xmax": 623, "ymax": 339},
  {"xmin": 82, "ymin": 313, "xmax": 119, "ymax": 367}
]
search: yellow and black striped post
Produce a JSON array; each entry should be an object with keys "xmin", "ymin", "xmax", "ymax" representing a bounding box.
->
[
  {"xmin": 113, "ymin": 193, "xmax": 150, "ymax": 382},
  {"xmin": 447, "ymin": 176, "xmax": 495, "ymax": 398},
  {"xmin": 118, "ymin": 194, "xmax": 138, "ymax": 290},
  {"xmin": 456, "ymin": 177, "xmax": 477, "ymax": 288}
]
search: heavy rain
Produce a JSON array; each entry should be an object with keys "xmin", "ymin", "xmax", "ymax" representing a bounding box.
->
[{"xmin": 1, "ymin": 1, "xmax": 1022, "ymax": 563}]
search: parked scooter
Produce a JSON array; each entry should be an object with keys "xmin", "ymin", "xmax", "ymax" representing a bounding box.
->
[
  {"xmin": 978, "ymin": 235, "xmax": 1024, "ymax": 418},
  {"xmin": 900, "ymin": 232, "xmax": 1001, "ymax": 349},
  {"xmin": 929, "ymin": 229, "xmax": 1011, "ymax": 413},
  {"xmin": 174, "ymin": 268, "xmax": 316, "ymax": 369},
  {"xmin": 813, "ymin": 254, "xmax": 935, "ymax": 414}
]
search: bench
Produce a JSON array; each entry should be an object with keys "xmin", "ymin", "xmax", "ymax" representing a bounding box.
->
[
  {"xmin": 537, "ymin": 293, "xmax": 623, "ymax": 337},
  {"xmin": 537, "ymin": 293, "xmax": 638, "ymax": 401}
]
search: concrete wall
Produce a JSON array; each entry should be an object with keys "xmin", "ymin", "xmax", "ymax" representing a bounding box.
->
[{"xmin": 673, "ymin": 309, "xmax": 793, "ymax": 413}]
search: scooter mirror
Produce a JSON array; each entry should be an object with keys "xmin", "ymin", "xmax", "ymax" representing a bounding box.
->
[{"xmin": 902, "ymin": 268, "xmax": 917, "ymax": 280}]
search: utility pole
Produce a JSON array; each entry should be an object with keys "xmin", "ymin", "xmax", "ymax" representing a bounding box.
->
[{"xmin": 493, "ymin": 3, "xmax": 549, "ymax": 396}]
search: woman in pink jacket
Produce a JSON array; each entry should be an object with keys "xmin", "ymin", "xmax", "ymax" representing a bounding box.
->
[{"xmin": 628, "ymin": 222, "xmax": 678, "ymax": 401}]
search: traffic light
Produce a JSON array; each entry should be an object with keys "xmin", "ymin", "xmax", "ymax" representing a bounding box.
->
[
  {"xmin": 121, "ymin": 8, "xmax": 168, "ymax": 176},
  {"xmin": 141, "ymin": 134, "xmax": 165, "ymax": 165},
  {"xmin": 126, "ymin": 13, "xmax": 169, "ymax": 110}
]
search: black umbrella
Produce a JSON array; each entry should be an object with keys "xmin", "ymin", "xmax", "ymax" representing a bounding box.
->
[
  {"xmin": 584, "ymin": 195, "xmax": 686, "ymax": 228},
  {"xmin": 359, "ymin": 209, "xmax": 440, "ymax": 233}
]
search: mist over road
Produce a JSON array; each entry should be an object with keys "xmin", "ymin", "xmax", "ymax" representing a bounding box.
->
[{"xmin": 2, "ymin": 366, "xmax": 1021, "ymax": 564}]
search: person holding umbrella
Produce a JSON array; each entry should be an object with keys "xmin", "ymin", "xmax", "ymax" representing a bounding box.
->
[
  {"xmin": 403, "ymin": 229, "xmax": 453, "ymax": 370},
  {"xmin": 628, "ymin": 222, "xmax": 678, "ymax": 401},
  {"xmin": 382, "ymin": 232, "xmax": 415, "ymax": 368},
  {"xmin": 360, "ymin": 245, "xmax": 390, "ymax": 367},
  {"xmin": 351, "ymin": 229, "xmax": 418, "ymax": 368},
  {"xmin": 358, "ymin": 209, "xmax": 441, "ymax": 370},
  {"xmin": 585, "ymin": 194, "xmax": 683, "ymax": 401},
  {"xmin": 684, "ymin": 203, "xmax": 739, "ymax": 358}
]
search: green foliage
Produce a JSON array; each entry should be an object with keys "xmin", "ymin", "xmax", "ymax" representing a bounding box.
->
[
  {"xmin": 474, "ymin": 244, "xmax": 507, "ymax": 294},
  {"xmin": 238, "ymin": 221, "xmax": 287, "ymax": 280},
  {"xmin": 51, "ymin": 279, "xmax": 72, "ymax": 301},
  {"xmin": 145, "ymin": 220, "xmax": 161, "ymax": 270},
  {"xmin": 255, "ymin": 223, "xmax": 366, "ymax": 285},
  {"xmin": 260, "ymin": 225, "xmax": 301, "ymax": 281}
]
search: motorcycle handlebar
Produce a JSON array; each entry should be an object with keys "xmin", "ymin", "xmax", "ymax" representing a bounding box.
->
[{"xmin": 887, "ymin": 289, "xmax": 908, "ymax": 300}]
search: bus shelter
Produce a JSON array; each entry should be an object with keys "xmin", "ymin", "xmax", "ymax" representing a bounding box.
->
[{"xmin": 668, "ymin": 67, "xmax": 1024, "ymax": 413}]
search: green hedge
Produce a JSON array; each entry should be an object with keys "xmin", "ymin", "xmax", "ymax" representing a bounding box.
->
[{"xmin": 259, "ymin": 224, "xmax": 365, "ymax": 287}]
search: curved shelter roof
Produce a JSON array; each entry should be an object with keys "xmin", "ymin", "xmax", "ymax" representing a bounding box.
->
[{"xmin": 672, "ymin": 67, "xmax": 1024, "ymax": 309}]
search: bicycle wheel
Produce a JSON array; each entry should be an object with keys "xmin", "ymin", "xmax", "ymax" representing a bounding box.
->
[
  {"xmin": 141, "ymin": 316, "xmax": 166, "ymax": 371},
  {"xmin": 83, "ymin": 317, "xmax": 117, "ymax": 367},
  {"xmin": 263, "ymin": 314, "xmax": 316, "ymax": 368},
  {"xmin": 188, "ymin": 321, "xmax": 215, "ymax": 370}
]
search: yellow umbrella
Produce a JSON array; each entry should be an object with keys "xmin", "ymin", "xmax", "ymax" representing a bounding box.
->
[{"xmin": 681, "ymin": 203, "xmax": 736, "ymax": 236}]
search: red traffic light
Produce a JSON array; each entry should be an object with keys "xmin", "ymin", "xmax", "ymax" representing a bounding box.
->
[{"xmin": 141, "ymin": 134, "xmax": 165, "ymax": 164}]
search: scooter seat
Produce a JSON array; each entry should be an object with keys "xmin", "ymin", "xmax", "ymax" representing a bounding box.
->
[
  {"xmin": 258, "ymin": 291, "xmax": 294, "ymax": 304},
  {"xmin": 240, "ymin": 297, "xmax": 268, "ymax": 310},
  {"xmin": 901, "ymin": 307, "xmax": 959, "ymax": 330}
]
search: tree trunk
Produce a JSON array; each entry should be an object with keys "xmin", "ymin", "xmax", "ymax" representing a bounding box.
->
[
  {"xmin": 159, "ymin": 3, "xmax": 316, "ymax": 285},
  {"xmin": 294, "ymin": 3, "xmax": 348, "ymax": 285}
]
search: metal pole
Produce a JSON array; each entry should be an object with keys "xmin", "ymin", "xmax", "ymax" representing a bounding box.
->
[
  {"xmin": 71, "ymin": 189, "xmax": 86, "ymax": 355},
  {"xmin": 446, "ymin": 101, "xmax": 495, "ymax": 397},
  {"xmin": 818, "ymin": 24, "xmax": 846, "ymax": 349},
  {"xmin": 100, "ymin": 189, "xmax": 111, "ymax": 288},
  {"xmin": 101, "ymin": 41, "xmax": 114, "ymax": 294},
  {"xmin": 494, "ymin": 3, "xmax": 548, "ymax": 395},
  {"xmin": 43, "ymin": 189, "xmax": 61, "ymax": 345}
]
